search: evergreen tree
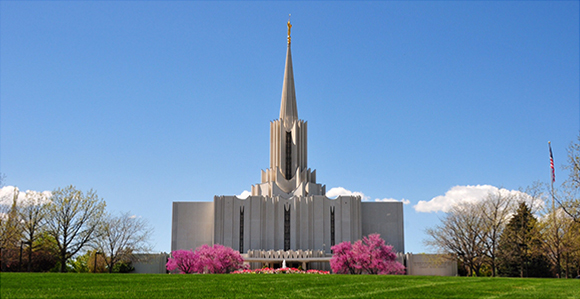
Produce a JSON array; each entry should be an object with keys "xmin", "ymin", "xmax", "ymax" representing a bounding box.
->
[{"xmin": 498, "ymin": 202, "xmax": 552, "ymax": 277}]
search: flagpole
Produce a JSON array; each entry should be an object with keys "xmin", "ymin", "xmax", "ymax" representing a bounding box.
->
[
  {"xmin": 549, "ymin": 141, "xmax": 555, "ymax": 213},
  {"xmin": 549, "ymin": 141, "xmax": 560, "ymax": 278}
]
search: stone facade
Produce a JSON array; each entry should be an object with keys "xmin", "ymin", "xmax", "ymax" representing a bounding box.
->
[
  {"xmin": 214, "ymin": 195, "xmax": 362, "ymax": 253},
  {"xmin": 171, "ymin": 202, "xmax": 214, "ymax": 252}
]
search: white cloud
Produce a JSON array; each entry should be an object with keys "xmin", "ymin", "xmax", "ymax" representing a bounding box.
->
[
  {"xmin": 237, "ymin": 190, "xmax": 251, "ymax": 199},
  {"xmin": 0, "ymin": 186, "xmax": 25, "ymax": 205},
  {"xmin": 326, "ymin": 187, "xmax": 409, "ymax": 204},
  {"xmin": 0, "ymin": 186, "xmax": 52, "ymax": 206},
  {"xmin": 413, "ymin": 185, "xmax": 534, "ymax": 213},
  {"xmin": 326, "ymin": 187, "xmax": 369, "ymax": 200},
  {"xmin": 375, "ymin": 198, "xmax": 411, "ymax": 205}
]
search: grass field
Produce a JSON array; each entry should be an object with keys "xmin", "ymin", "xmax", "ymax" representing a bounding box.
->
[{"xmin": 1, "ymin": 273, "xmax": 578, "ymax": 298}]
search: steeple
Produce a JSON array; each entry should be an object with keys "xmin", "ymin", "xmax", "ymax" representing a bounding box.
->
[
  {"xmin": 279, "ymin": 18, "xmax": 298, "ymax": 132},
  {"xmin": 251, "ymin": 18, "xmax": 326, "ymax": 198}
]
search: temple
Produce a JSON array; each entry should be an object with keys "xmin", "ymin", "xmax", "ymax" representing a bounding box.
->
[{"xmin": 171, "ymin": 20, "xmax": 404, "ymax": 269}]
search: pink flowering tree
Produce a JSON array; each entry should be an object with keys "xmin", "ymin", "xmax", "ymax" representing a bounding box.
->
[
  {"xmin": 192, "ymin": 244, "xmax": 246, "ymax": 274},
  {"xmin": 166, "ymin": 249, "xmax": 197, "ymax": 274},
  {"xmin": 330, "ymin": 234, "xmax": 405, "ymax": 275},
  {"xmin": 329, "ymin": 241, "xmax": 357, "ymax": 274},
  {"xmin": 167, "ymin": 244, "xmax": 246, "ymax": 274}
]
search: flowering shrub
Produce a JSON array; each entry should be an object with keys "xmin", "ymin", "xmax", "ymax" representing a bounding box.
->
[
  {"xmin": 167, "ymin": 244, "xmax": 246, "ymax": 274},
  {"xmin": 330, "ymin": 234, "xmax": 405, "ymax": 275},
  {"xmin": 231, "ymin": 267, "xmax": 330, "ymax": 274},
  {"xmin": 305, "ymin": 269, "xmax": 330, "ymax": 274}
]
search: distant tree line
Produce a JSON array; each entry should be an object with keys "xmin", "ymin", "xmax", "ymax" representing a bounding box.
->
[
  {"xmin": 425, "ymin": 134, "xmax": 580, "ymax": 278},
  {"xmin": 0, "ymin": 184, "xmax": 152, "ymax": 273}
]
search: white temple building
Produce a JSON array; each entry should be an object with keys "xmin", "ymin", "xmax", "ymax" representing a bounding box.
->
[{"xmin": 171, "ymin": 21, "xmax": 404, "ymax": 267}]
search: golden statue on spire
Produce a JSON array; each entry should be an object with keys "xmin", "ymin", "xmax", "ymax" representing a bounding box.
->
[{"xmin": 287, "ymin": 14, "xmax": 292, "ymax": 44}]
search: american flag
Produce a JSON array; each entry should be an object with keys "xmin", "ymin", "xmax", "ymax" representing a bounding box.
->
[{"xmin": 549, "ymin": 142, "xmax": 555, "ymax": 183}]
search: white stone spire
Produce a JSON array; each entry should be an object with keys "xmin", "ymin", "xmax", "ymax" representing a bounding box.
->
[
  {"xmin": 279, "ymin": 20, "xmax": 298, "ymax": 132},
  {"xmin": 251, "ymin": 19, "xmax": 326, "ymax": 198}
]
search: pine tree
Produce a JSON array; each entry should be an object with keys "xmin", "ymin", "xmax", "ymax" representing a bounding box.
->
[{"xmin": 498, "ymin": 202, "xmax": 552, "ymax": 277}]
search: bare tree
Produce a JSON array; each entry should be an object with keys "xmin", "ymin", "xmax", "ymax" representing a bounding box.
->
[
  {"xmin": 540, "ymin": 207, "xmax": 569, "ymax": 278},
  {"xmin": 425, "ymin": 201, "xmax": 487, "ymax": 276},
  {"xmin": 0, "ymin": 187, "xmax": 23, "ymax": 272},
  {"xmin": 45, "ymin": 186, "xmax": 106, "ymax": 272},
  {"xmin": 556, "ymin": 189, "xmax": 580, "ymax": 224},
  {"xmin": 557, "ymin": 134, "xmax": 580, "ymax": 223},
  {"xmin": 564, "ymin": 134, "xmax": 580, "ymax": 187},
  {"xmin": 0, "ymin": 187, "xmax": 23, "ymax": 249},
  {"xmin": 93, "ymin": 211, "xmax": 152, "ymax": 273},
  {"xmin": 19, "ymin": 191, "xmax": 49, "ymax": 272},
  {"xmin": 480, "ymin": 190, "xmax": 515, "ymax": 277},
  {"xmin": 518, "ymin": 182, "xmax": 546, "ymax": 215},
  {"xmin": 0, "ymin": 173, "xmax": 6, "ymax": 187},
  {"xmin": 560, "ymin": 220, "xmax": 580, "ymax": 278}
]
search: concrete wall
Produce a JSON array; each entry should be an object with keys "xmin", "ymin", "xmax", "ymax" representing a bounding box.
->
[
  {"xmin": 132, "ymin": 253, "xmax": 168, "ymax": 274},
  {"xmin": 361, "ymin": 202, "xmax": 404, "ymax": 253},
  {"xmin": 171, "ymin": 202, "xmax": 214, "ymax": 251},
  {"xmin": 405, "ymin": 254, "xmax": 457, "ymax": 276}
]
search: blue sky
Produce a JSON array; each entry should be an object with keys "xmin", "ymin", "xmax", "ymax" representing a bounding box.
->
[{"xmin": 1, "ymin": 1, "xmax": 578, "ymax": 254}]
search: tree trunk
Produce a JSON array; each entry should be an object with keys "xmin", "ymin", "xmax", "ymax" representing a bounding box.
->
[
  {"xmin": 556, "ymin": 250, "xmax": 561, "ymax": 278},
  {"xmin": 468, "ymin": 260, "xmax": 475, "ymax": 277},
  {"xmin": 475, "ymin": 264, "xmax": 481, "ymax": 277},
  {"xmin": 60, "ymin": 251, "xmax": 67, "ymax": 273},
  {"xmin": 27, "ymin": 246, "xmax": 32, "ymax": 272},
  {"xmin": 565, "ymin": 253, "xmax": 569, "ymax": 278}
]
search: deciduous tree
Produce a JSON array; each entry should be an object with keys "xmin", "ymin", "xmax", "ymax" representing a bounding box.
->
[
  {"xmin": 19, "ymin": 190, "xmax": 49, "ymax": 272},
  {"xmin": 93, "ymin": 211, "xmax": 152, "ymax": 273},
  {"xmin": 540, "ymin": 205, "xmax": 566, "ymax": 278},
  {"xmin": 45, "ymin": 185, "xmax": 106, "ymax": 272},
  {"xmin": 192, "ymin": 244, "xmax": 246, "ymax": 274},
  {"xmin": 329, "ymin": 241, "xmax": 356, "ymax": 274},
  {"xmin": 556, "ymin": 133, "xmax": 580, "ymax": 223},
  {"xmin": 540, "ymin": 208, "xmax": 580, "ymax": 278},
  {"xmin": 425, "ymin": 202, "xmax": 487, "ymax": 276},
  {"xmin": 166, "ymin": 249, "xmax": 196, "ymax": 274},
  {"xmin": 167, "ymin": 244, "xmax": 245, "ymax": 274},
  {"xmin": 0, "ymin": 187, "xmax": 23, "ymax": 271},
  {"xmin": 560, "ymin": 220, "xmax": 580, "ymax": 277},
  {"xmin": 479, "ymin": 190, "xmax": 515, "ymax": 277},
  {"xmin": 330, "ymin": 234, "xmax": 404, "ymax": 275}
]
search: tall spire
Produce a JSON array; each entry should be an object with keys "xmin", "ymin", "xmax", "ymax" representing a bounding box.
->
[
  {"xmin": 280, "ymin": 16, "xmax": 298, "ymax": 131},
  {"xmin": 252, "ymin": 17, "xmax": 325, "ymax": 197}
]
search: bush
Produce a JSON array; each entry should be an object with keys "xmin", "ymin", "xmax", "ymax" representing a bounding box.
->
[
  {"xmin": 330, "ymin": 234, "xmax": 405, "ymax": 275},
  {"xmin": 113, "ymin": 261, "xmax": 134, "ymax": 273},
  {"xmin": 167, "ymin": 244, "xmax": 245, "ymax": 274}
]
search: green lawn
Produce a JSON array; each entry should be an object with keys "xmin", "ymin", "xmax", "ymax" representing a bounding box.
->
[{"xmin": 1, "ymin": 273, "xmax": 578, "ymax": 298}]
